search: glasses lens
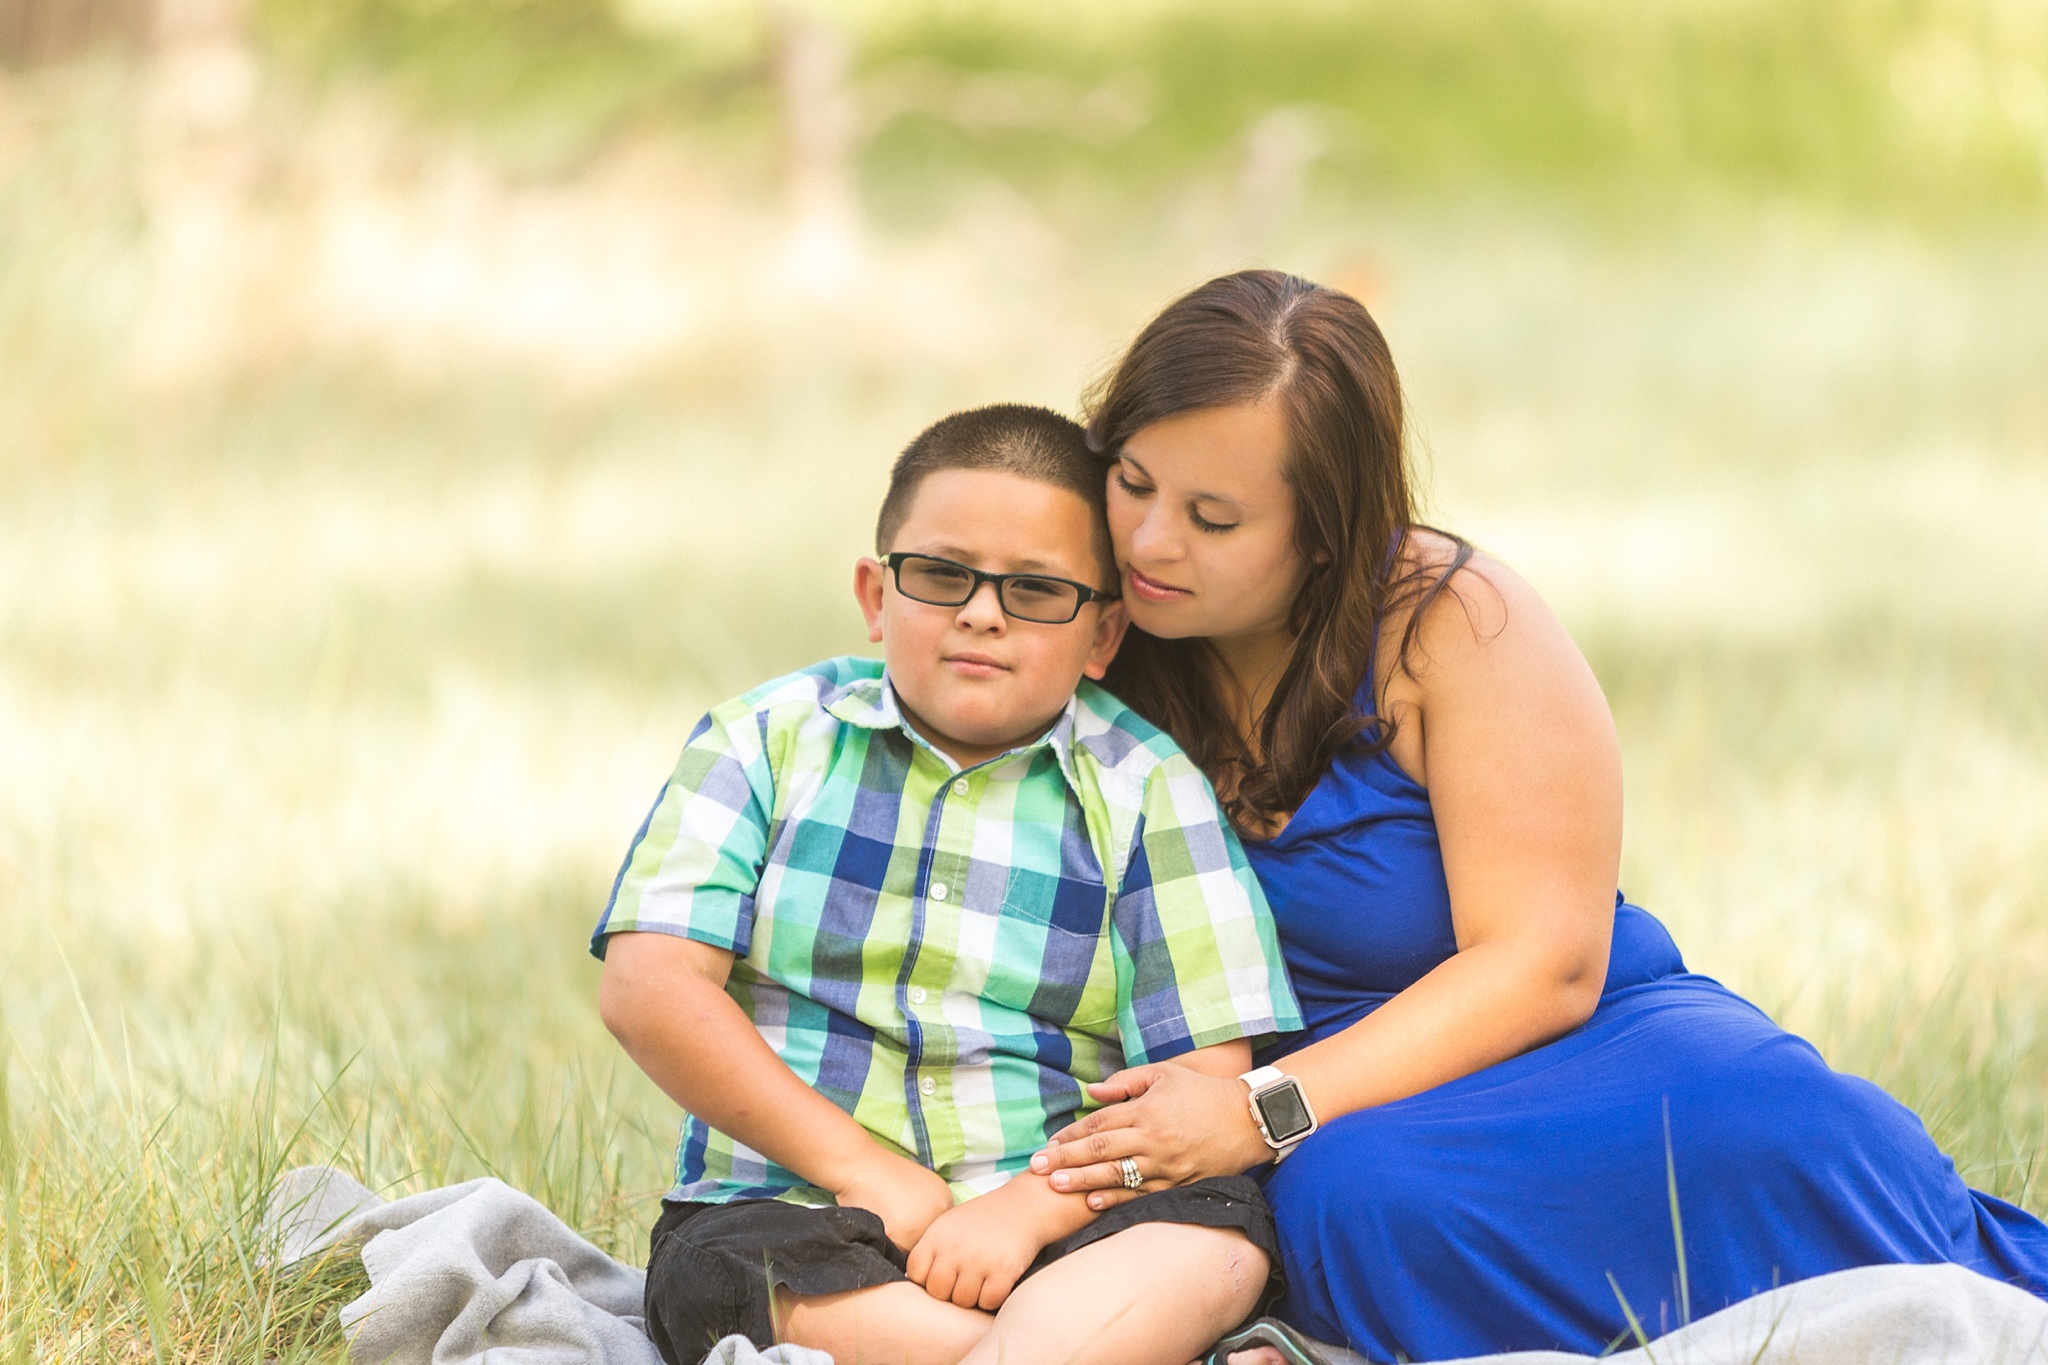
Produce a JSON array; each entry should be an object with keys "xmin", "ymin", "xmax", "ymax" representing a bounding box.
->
[
  {"xmin": 1000, "ymin": 575, "xmax": 1083, "ymax": 623},
  {"xmin": 896, "ymin": 556, "xmax": 976, "ymax": 605}
]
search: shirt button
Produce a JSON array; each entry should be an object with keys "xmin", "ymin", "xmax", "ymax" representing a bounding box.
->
[
  {"xmin": 909, "ymin": 986, "xmax": 927, "ymax": 1004},
  {"xmin": 929, "ymin": 882, "xmax": 949, "ymax": 902},
  {"xmin": 920, "ymin": 1076, "xmax": 937, "ymax": 1097},
  {"xmin": 952, "ymin": 779, "xmax": 969, "ymax": 797}
]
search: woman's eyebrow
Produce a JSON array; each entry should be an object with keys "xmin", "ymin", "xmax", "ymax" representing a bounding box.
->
[{"xmin": 1122, "ymin": 453, "xmax": 1242, "ymax": 509}]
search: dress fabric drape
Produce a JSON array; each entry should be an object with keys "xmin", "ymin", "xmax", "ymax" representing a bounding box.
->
[{"xmin": 1243, "ymin": 687, "xmax": 2048, "ymax": 1361}]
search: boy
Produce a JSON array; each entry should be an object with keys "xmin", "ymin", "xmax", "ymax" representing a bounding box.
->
[{"xmin": 594, "ymin": 405, "xmax": 1301, "ymax": 1365}]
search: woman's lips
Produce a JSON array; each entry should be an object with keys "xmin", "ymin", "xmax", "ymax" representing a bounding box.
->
[{"xmin": 1127, "ymin": 568, "xmax": 1191, "ymax": 603}]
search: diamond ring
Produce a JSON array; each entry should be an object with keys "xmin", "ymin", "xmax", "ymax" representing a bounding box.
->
[{"xmin": 1118, "ymin": 1156, "xmax": 1143, "ymax": 1190}]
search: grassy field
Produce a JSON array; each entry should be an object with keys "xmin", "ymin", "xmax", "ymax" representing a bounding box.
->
[{"xmin": 4, "ymin": 3, "xmax": 2048, "ymax": 1357}]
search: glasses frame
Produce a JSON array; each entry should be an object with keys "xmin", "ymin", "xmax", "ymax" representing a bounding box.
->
[{"xmin": 881, "ymin": 552, "xmax": 1118, "ymax": 625}]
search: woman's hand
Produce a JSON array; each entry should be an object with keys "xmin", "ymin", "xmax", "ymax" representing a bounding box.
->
[{"xmin": 1028, "ymin": 1064, "xmax": 1272, "ymax": 1208}]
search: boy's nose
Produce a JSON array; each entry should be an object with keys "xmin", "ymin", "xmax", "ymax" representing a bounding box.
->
[{"xmin": 955, "ymin": 580, "xmax": 1007, "ymax": 629}]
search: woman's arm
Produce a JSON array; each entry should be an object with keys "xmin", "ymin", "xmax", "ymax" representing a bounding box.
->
[
  {"xmin": 1292, "ymin": 552, "xmax": 1620, "ymax": 1111},
  {"xmin": 1034, "ymin": 555, "xmax": 1623, "ymax": 1198}
]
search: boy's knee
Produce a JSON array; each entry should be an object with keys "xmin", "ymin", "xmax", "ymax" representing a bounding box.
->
[
  {"xmin": 1103, "ymin": 1222, "xmax": 1271, "ymax": 1312},
  {"xmin": 1187, "ymin": 1225, "xmax": 1271, "ymax": 1312}
]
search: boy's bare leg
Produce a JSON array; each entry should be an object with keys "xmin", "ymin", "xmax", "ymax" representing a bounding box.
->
[
  {"xmin": 964, "ymin": 1223, "xmax": 1269, "ymax": 1365},
  {"xmin": 776, "ymin": 1282, "xmax": 993, "ymax": 1365}
]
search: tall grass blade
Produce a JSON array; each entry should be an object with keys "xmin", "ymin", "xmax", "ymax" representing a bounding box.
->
[{"xmin": 1664, "ymin": 1097, "xmax": 1690, "ymax": 1329}]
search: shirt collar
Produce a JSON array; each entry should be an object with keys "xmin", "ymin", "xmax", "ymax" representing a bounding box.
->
[{"xmin": 826, "ymin": 671, "xmax": 1084, "ymax": 790}]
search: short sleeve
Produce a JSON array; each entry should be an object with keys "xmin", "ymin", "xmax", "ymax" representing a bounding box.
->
[
  {"xmin": 590, "ymin": 706, "xmax": 777, "ymax": 960},
  {"xmin": 1107, "ymin": 753, "xmax": 1302, "ymax": 1064}
]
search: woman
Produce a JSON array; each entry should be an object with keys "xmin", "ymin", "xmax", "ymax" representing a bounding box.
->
[{"xmin": 1028, "ymin": 270, "xmax": 2048, "ymax": 1360}]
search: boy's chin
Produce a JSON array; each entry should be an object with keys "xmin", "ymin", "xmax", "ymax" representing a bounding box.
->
[
  {"xmin": 900, "ymin": 689, "xmax": 1063, "ymax": 758},
  {"xmin": 923, "ymin": 710, "xmax": 1044, "ymax": 751}
]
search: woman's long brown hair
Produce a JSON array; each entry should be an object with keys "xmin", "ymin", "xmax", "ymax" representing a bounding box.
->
[{"xmin": 1084, "ymin": 269, "xmax": 1469, "ymax": 833}]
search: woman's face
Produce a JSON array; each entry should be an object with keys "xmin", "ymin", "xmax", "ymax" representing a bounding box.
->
[{"xmin": 1104, "ymin": 399, "xmax": 1311, "ymax": 650}]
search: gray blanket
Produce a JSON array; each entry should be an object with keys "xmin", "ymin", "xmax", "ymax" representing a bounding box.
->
[
  {"xmin": 267, "ymin": 1165, "xmax": 2048, "ymax": 1365},
  {"xmin": 1440, "ymin": 1261, "xmax": 2048, "ymax": 1364},
  {"xmin": 267, "ymin": 1165, "xmax": 829, "ymax": 1365}
]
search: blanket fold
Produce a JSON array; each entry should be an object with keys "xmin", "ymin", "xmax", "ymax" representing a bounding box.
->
[
  {"xmin": 268, "ymin": 1164, "xmax": 663, "ymax": 1365},
  {"xmin": 266, "ymin": 1165, "xmax": 2048, "ymax": 1365}
]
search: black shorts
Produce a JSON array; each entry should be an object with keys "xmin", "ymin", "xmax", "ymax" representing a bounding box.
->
[{"xmin": 641, "ymin": 1176, "xmax": 1283, "ymax": 1364}]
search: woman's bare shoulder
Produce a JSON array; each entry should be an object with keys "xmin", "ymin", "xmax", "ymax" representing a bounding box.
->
[
  {"xmin": 1385, "ymin": 532, "xmax": 1565, "ymax": 668},
  {"xmin": 1368, "ymin": 532, "xmax": 1605, "ymax": 789}
]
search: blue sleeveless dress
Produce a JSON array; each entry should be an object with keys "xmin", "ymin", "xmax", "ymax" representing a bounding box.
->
[{"xmin": 1245, "ymin": 701, "xmax": 2048, "ymax": 1360}]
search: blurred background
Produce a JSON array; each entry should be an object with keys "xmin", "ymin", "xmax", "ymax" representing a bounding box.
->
[{"xmin": 3, "ymin": 0, "xmax": 2046, "ymax": 1350}]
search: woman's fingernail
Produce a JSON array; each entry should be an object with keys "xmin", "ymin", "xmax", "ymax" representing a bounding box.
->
[
  {"xmin": 1029, "ymin": 1154, "xmax": 1047, "ymax": 1173},
  {"xmin": 1051, "ymin": 1173, "xmax": 1068, "ymax": 1189},
  {"xmin": 1089, "ymin": 1194, "xmax": 1104, "ymax": 1209}
]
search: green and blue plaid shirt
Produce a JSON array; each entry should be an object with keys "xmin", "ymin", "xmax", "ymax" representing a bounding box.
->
[{"xmin": 593, "ymin": 657, "xmax": 1300, "ymax": 1205}]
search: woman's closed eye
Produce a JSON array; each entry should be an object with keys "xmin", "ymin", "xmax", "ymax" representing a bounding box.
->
[{"xmin": 1115, "ymin": 465, "xmax": 1237, "ymax": 532}]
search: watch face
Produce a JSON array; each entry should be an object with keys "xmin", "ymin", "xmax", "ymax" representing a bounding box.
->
[{"xmin": 1258, "ymin": 1082, "xmax": 1315, "ymax": 1143}]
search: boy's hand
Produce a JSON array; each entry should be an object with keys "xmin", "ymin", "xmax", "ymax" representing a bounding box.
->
[
  {"xmin": 906, "ymin": 1193, "xmax": 1047, "ymax": 1311},
  {"xmin": 832, "ymin": 1153, "xmax": 957, "ymax": 1252},
  {"xmin": 906, "ymin": 1175, "xmax": 1085, "ymax": 1311}
]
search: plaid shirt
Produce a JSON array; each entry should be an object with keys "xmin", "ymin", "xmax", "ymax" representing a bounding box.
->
[{"xmin": 593, "ymin": 657, "xmax": 1300, "ymax": 1205}]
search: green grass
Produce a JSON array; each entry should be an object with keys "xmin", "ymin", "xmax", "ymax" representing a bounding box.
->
[{"xmin": 3, "ymin": 12, "xmax": 2048, "ymax": 1356}]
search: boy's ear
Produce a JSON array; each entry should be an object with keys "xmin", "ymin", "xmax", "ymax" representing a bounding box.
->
[
  {"xmin": 854, "ymin": 557, "xmax": 888, "ymax": 644},
  {"xmin": 1080, "ymin": 598, "xmax": 1130, "ymax": 681}
]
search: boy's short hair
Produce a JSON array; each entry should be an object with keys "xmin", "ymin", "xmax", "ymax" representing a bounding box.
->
[{"xmin": 875, "ymin": 404, "xmax": 1115, "ymax": 586}]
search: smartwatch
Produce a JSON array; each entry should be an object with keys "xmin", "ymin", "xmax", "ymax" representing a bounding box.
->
[{"xmin": 1240, "ymin": 1065, "xmax": 1318, "ymax": 1160}]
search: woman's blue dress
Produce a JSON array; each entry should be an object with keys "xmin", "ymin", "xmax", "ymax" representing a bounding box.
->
[{"xmin": 1245, "ymin": 703, "xmax": 2048, "ymax": 1360}]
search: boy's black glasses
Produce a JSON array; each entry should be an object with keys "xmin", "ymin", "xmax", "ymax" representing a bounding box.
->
[{"xmin": 881, "ymin": 553, "xmax": 1117, "ymax": 625}]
